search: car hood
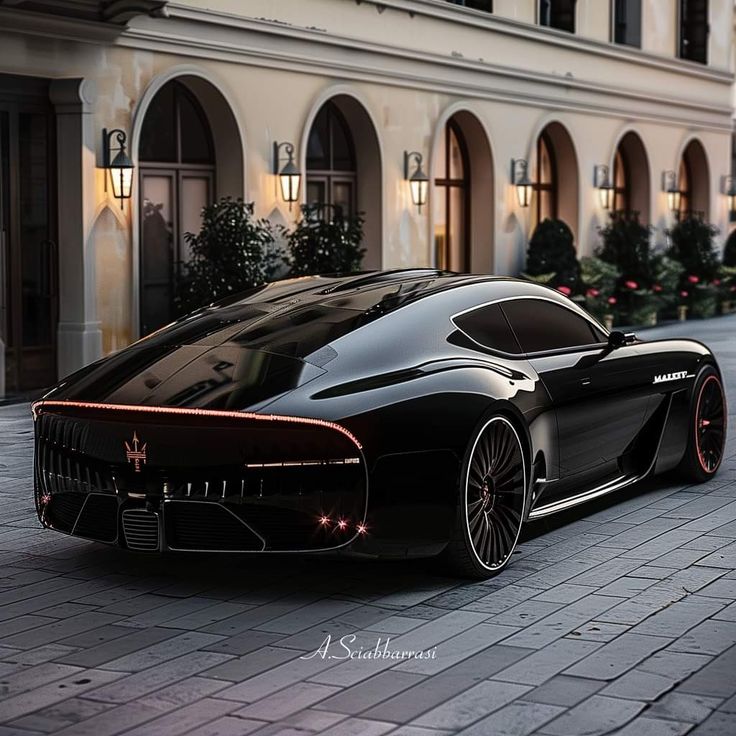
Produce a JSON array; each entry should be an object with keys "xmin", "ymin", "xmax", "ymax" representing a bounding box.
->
[{"xmin": 42, "ymin": 342, "xmax": 325, "ymax": 411}]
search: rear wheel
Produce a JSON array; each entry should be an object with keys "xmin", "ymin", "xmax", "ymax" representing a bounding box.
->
[
  {"xmin": 678, "ymin": 366, "xmax": 726, "ymax": 482},
  {"xmin": 443, "ymin": 415, "xmax": 527, "ymax": 579}
]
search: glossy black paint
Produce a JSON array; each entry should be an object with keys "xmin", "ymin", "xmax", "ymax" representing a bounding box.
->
[{"xmin": 33, "ymin": 270, "xmax": 721, "ymax": 558}]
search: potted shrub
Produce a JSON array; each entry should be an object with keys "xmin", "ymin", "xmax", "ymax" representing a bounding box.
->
[
  {"xmin": 176, "ymin": 198, "xmax": 279, "ymax": 315},
  {"xmin": 719, "ymin": 230, "xmax": 736, "ymax": 313},
  {"xmin": 285, "ymin": 204, "xmax": 365, "ymax": 276},
  {"xmin": 580, "ymin": 255, "xmax": 619, "ymax": 328},
  {"xmin": 597, "ymin": 212, "xmax": 658, "ymax": 325},
  {"xmin": 667, "ymin": 215, "xmax": 720, "ymax": 319},
  {"xmin": 522, "ymin": 219, "xmax": 582, "ymax": 295}
]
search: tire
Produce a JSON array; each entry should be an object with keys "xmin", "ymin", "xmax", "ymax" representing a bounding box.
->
[
  {"xmin": 443, "ymin": 415, "xmax": 528, "ymax": 579},
  {"xmin": 678, "ymin": 365, "xmax": 727, "ymax": 483}
]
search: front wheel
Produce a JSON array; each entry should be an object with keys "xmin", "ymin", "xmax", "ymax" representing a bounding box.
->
[
  {"xmin": 443, "ymin": 415, "xmax": 527, "ymax": 579},
  {"xmin": 678, "ymin": 366, "xmax": 727, "ymax": 483}
]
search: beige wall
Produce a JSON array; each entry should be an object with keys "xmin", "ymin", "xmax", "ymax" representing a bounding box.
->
[{"xmin": 0, "ymin": 0, "xmax": 732, "ymax": 367}]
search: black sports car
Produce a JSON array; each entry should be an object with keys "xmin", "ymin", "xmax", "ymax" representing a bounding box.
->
[{"xmin": 32, "ymin": 270, "xmax": 727, "ymax": 578}]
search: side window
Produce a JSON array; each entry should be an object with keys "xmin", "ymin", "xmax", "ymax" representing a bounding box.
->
[
  {"xmin": 501, "ymin": 299, "xmax": 601, "ymax": 353},
  {"xmin": 453, "ymin": 303, "xmax": 522, "ymax": 354}
]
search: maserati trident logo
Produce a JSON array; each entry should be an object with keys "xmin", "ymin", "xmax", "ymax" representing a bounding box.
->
[
  {"xmin": 124, "ymin": 432, "xmax": 147, "ymax": 472},
  {"xmin": 653, "ymin": 371, "xmax": 689, "ymax": 384}
]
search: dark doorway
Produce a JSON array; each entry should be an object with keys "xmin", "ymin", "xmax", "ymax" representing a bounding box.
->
[
  {"xmin": 139, "ymin": 80, "xmax": 215, "ymax": 336},
  {"xmin": 0, "ymin": 75, "xmax": 57, "ymax": 392}
]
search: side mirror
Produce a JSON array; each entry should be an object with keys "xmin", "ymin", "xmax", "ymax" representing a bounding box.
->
[{"xmin": 608, "ymin": 330, "xmax": 636, "ymax": 349}]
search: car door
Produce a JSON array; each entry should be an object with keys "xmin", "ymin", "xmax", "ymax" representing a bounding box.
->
[{"xmin": 500, "ymin": 298, "xmax": 653, "ymax": 480}]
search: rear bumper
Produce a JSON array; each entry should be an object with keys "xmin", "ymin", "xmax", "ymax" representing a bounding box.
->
[{"xmin": 33, "ymin": 401, "xmax": 367, "ymax": 553}]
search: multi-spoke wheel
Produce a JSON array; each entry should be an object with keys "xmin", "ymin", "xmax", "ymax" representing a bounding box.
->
[
  {"xmin": 444, "ymin": 415, "xmax": 527, "ymax": 579},
  {"xmin": 679, "ymin": 366, "xmax": 727, "ymax": 482}
]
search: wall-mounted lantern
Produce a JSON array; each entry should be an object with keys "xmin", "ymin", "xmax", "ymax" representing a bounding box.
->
[
  {"xmin": 662, "ymin": 170, "xmax": 681, "ymax": 214},
  {"xmin": 594, "ymin": 164, "xmax": 614, "ymax": 210},
  {"xmin": 723, "ymin": 175, "xmax": 736, "ymax": 216},
  {"xmin": 511, "ymin": 158, "xmax": 532, "ymax": 208},
  {"xmin": 404, "ymin": 151, "xmax": 429, "ymax": 211},
  {"xmin": 102, "ymin": 128, "xmax": 134, "ymax": 209},
  {"xmin": 273, "ymin": 141, "xmax": 301, "ymax": 208}
]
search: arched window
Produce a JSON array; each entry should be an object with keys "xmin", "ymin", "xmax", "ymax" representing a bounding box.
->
[
  {"xmin": 612, "ymin": 147, "xmax": 630, "ymax": 214},
  {"xmin": 138, "ymin": 80, "xmax": 215, "ymax": 335},
  {"xmin": 534, "ymin": 131, "xmax": 557, "ymax": 224},
  {"xmin": 306, "ymin": 102, "xmax": 357, "ymax": 217},
  {"xmin": 433, "ymin": 120, "xmax": 470, "ymax": 271}
]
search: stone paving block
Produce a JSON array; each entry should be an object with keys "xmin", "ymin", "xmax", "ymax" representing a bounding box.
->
[
  {"xmin": 678, "ymin": 644, "xmax": 736, "ymax": 698},
  {"xmin": 0, "ymin": 667, "xmax": 124, "ymax": 722},
  {"xmin": 315, "ymin": 670, "xmax": 424, "ymax": 715},
  {"xmin": 596, "ymin": 576, "xmax": 656, "ymax": 597},
  {"xmin": 364, "ymin": 616, "xmax": 428, "ymax": 635},
  {"xmin": 489, "ymin": 637, "xmax": 601, "ymax": 686},
  {"xmin": 564, "ymin": 632, "xmax": 671, "ymax": 680},
  {"xmin": 611, "ymin": 715, "xmax": 693, "ymax": 735},
  {"xmin": 669, "ymin": 618, "xmax": 736, "ymax": 655},
  {"xmin": 600, "ymin": 668, "xmax": 678, "ymax": 700},
  {"xmin": 647, "ymin": 692, "xmax": 722, "ymax": 724},
  {"xmin": 455, "ymin": 700, "xmax": 565, "ymax": 736},
  {"xmin": 523, "ymin": 674, "xmax": 604, "ymax": 707},
  {"xmin": 630, "ymin": 596, "xmax": 727, "ymax": 638},
  {"xmin": 0, "ymin": 662, "xmax": 83, "ymax": 698},
  {"xmin": 637, "ymin": 649, "xmax": 712, "ymax": 680},
  {"xmin": 7, "ymin": 696, "xmax": 115, "ymax": 734},
  {"xmin": 538, "ymin": 694, "xmax": 645, "ymax": 736},
  {"xmin": 388, "ymin": 727, "xmax": 454, "ymax": 736},
  {"xmin": 313, "ymin": 716, "xmax": 396, "ymax": 736},
  {"xmin": 621, "ymin": 529, "xmax": 703, "ymax": 561},
  {"xmin": 361, "ymin": 645, "xmax": 532, "ymax": 724},
  {"xmin": 679, "ymin": 500, "xmax": 736, "ymax": 533},
  {"xmin": 83, "ymin": 649, "xmax": 233, "ymax": 703},
  {"xmin": 194, "ymin": 645, "xmax": 297, "ymax": 682},
  {"xmin": 412, "ymin": 680, "xmax": 531, "ymax": 730},
  {"xmin": 160, "ymin": 601, "xmax": 255, "ymax": 630},
  {"xmin": 688, "ymin": 710, "xmax": 736, "ymax": 734},
  {"xmin": 503, "ymin": 594, "xmax": 621, "ymax": 649},
  {"xmin": 53, "ymin": 625, "xmax": 178, "ymax": 668},
  {"xmin": 489, "ymin": 599, "xmax": 564, "ymax": 627},
  {"xmin": 0, "ymin": 612, "xmax": 123, "ymax": 649},
  {"xmin": 567, "ymin": 620, "xmax": 631, "ymax": 642},
  {"xmin": 137, "ymin": 675, "xmax": 230, "ymax": 711},
  {"xmin": 234, "ymin": 681, "xmax": 340, "ymax": 720},
  {"xmin": 459, "ymin": 584, "xmax": 538, "ymax": 615},
  {"xmin": 275, "ymin": 707, "xmax": 349, "ymax": 732},
  {"xmin": 181, "ymin": 715, "xmax": 266, "ymax": 736},
  {"xmin": 93, "ymin": 630, "xmax": 225, "ymax": 672}
]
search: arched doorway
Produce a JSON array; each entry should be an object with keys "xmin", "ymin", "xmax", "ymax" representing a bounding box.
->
[
  {"xmin": 136, "ymin": 74, "xmax": 243, "ymax": 337},
  {"xmin": 532, "ymin": 122, "xmax": 579, "ymax": 238},
  {"xmin": 138, "ymin": 80, "xmax": 215, "ymax": 335},
  {"xmin": 678, "ymin": 139, "xmax": 709, "ymax": 219},
  {"xmin": 434, "ymin": 119, "xmax": 470, "ymax": 272},
  {"xmin": 432, "ymin": 110, "xmax": 494, "ymax": 273},
  {"xmin": 304, "ymin": 94, "xmax": 382, "ymax": 269},
  {"xmin": 612, "ymin": 131, "xmax": 650, "ymax": 221}
]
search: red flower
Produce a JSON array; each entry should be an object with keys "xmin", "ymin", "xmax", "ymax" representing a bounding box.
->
[
  {"xmin": 652, "ymin": 284, "xmax": 663, "ymax": 292},
  {"xmin": 586, "ymin": 288, "xmax": 600, "ymax": 298},
  {"xmin": 607, "ymin": 296, "xmax": 617, "ymax": 305},
  {"xmin": 713, "ymin": 278, "xmax": 721, "ymax": 286},
  {"xmin": 624, "ymin": 280, "xmax": 638, "ymax": 290},
  {"xmin": 557, "ymin": 285, "xmax": 572, "ymax": 295},
  {"xmin": 680, "ymin": 290, "xmax": 689, "ymax": 298},
  {"xmin": 687, "ymin": 274, "xmax": 699, "ymax": 284}
]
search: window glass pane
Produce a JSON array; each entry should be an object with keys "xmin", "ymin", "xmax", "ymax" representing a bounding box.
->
[
  {"xmin": 139, "ymin": 82, "xmax": 176, "ymax": 162},
  {"xmin": 180, "ymin": 175, "xmax": 210, "ymax": 263},
  {"xmin": 454, "ymin": 303, "xmax": 521, "ymax": 353},
  {"xmin": 539, "ymin": 137, "xmax": 553, "ymax": 185},
  {"xmin": 448, "ymin": 186, "xmax": 466, "ymax": 271},
  {"xmin": 680, "ymin": 0, "xmax": 708, "ymax": 63},
  {"xmin": 306, "ymin": 179, "xmax": 326, "ymax": 206},
  {"xmin": 502, "ymin": 299, "xmax": 599, "ymax": 352},
  {"xmin": 446, "ymin": 0, "xmax": 493, "ymax": 11},
  {"xmin": 307, "ymin": 107, "xmax": 330, "ymax": 170},
  {"xmin": 179, "ymin": 89, "xmax": 214, "ymax": 165},
  {"xmin": 332, "ymin": 181, "xmax": 353, "ymax": 218},
  {"xmin": 449, "ymin": 127, "xmax": 465, "ymax": 180},
  {"xmin": 330, "ymin": 109, "xmax": 355, "ymax": 171},
  {"xmin": 614, "ymin": 0, "xmax": 641, "ymax": 46},
  {"xmin": 539, "ymin": 0, "xmax": 576, "ymax": 32}
]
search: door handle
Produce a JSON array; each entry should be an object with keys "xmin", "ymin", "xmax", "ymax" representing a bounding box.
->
[{"xmin": 581, "ymin": 377, "xmax": 591, "ymax": 387}]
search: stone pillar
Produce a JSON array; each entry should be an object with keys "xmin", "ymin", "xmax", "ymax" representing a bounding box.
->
[{"xmin": 49, "ymin": 78, "xmax": 103, "ymax": 380}]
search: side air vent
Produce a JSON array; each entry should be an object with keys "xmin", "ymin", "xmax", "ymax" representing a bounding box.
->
[{"xmin": 122, "ymin": 508, "xmax": 160, "ymax": 551}]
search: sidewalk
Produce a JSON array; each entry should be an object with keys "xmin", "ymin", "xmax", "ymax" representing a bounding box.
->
[{"xmin": 0, "ymin": 316, "xmax": 735, "ymax": 735}]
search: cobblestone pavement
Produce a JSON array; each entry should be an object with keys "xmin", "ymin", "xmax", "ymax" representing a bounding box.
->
[{"xmin": 1, "ymin": 317, "xmax": 736, "ymax": 736}]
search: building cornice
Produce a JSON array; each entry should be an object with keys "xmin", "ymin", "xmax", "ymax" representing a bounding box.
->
[
  {"xmin": 115, "ymin": 3, "xmax": 732, "ymax": 131},
  {"xmin": 360, "ymin": 0, "xmax": 734, "ymax": 82}
]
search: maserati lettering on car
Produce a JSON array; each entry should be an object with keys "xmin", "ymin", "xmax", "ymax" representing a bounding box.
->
[{"xmin": 32, "ymin": 270, "xmax": 727, "ymax": 578}]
